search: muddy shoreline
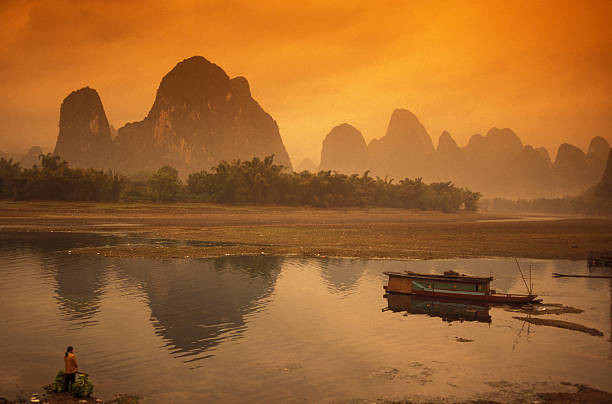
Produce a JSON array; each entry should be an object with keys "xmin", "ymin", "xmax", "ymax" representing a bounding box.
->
[
  {"xmin": 1, "ymin": 201, "xmax": 611, "ymax": 260},
  {"xmin": 3, "ymin": 383, "xmax": 612, "ymax": 404}
]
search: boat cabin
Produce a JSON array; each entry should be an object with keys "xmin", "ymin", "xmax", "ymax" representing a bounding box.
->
[{"xmin": 384, "ymin": 271, "xmax": 493, "ymax": 295}]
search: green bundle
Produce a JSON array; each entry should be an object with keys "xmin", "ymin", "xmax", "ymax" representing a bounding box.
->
[
  {"xmin": 71, "ymin": 373, "xmax": 95, "ymax": 398},
  {"xmin": 50, "ymin": 370, "xmax": 65, "ymax": 392}
]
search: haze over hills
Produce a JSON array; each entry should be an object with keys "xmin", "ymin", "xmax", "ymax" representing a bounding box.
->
[
  {"xmin": 9, "ymin": 55, "xmax": 603, "ymax": 200},
  {"xmin": 19, "ymin": 146, "xmax": 44, "ymax": 168},
  {"xmin": 53, "ymin": 56, "xmax": 292, "ymax": 174},
  {"xmin": 318, "ymin": 109, "xmax": 610, "ymax": 198},
  {"xmin": 579, "ymin": 148, "xmax": 612, "ymax": 214},
  {"xmin": 296, "ymin": 158, "xmax": 317, "ymax": 173},
  {"xmin": 594, "ymin": 149, "xmax": 612, "ymax": 197},
  {"xmin": 368, "ymin": 109, "xmax": 435, "ymax": 180},
  {"xmin": 319, "ymin": 123, "xmax": 370, "ymax": 174}
]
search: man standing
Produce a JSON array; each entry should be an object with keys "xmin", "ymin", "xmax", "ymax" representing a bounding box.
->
[{"xmin": 63, "ymin": 346, "xmax": 78, "ymax": 392}]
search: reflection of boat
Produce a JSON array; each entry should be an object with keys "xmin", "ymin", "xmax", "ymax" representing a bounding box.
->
[
  {"xmin": 383, "ymin": 271, "xmax": 537, "ymax": 303},
  {"xmin": 385, "ymin": 293, "xmax": 492, "ymax": 323},
  {"xmin": 587, "ymin": 251, "xmax": 612, "ymax": 267}
]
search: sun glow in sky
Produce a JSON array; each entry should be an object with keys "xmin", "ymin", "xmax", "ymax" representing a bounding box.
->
[{"xmin": 1, "ymin": 0, "xmax": 611, "ymax": 164}]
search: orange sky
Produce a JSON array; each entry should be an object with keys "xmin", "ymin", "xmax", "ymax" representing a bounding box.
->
[{"xmin": 1, "ymin": 0, "xmax": 611, "ymax": 165}]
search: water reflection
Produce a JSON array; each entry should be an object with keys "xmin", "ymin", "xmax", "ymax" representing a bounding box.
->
[
  {"xmin": 53, "ymin": 257, "xmax": 108, "ymax": 327},
  {"xmin": 115, "ymin": 256, "xmax": 281, "ymax": 361},
  {"xmin": 0, "ymin": 232, "xmax": 283, "ymax": 361},
  {"xmin": 384, "ymin": 293, "xmax": 492, "ymax": 323},
  {"xmin": 318, "ymin": 258, "xmax": 368, "ymax": 294},
  {"xmin": 0, "ymin": 232, "xmax": 118, "ymax": 327},
  {"xmin": 587, "ymin": 265, "xmax": 612, "ymax": 355}
]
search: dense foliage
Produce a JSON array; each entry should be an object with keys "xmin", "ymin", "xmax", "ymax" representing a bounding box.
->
[
  {"xmin": 0, "ymin": 154, "xmax": 122, "ymax": 201},
  {"xmin": 187, "ymin": 155, "xmax": 480, "ymax": 211},
  {"xmin": 1, "ymin": 154, "xmax": 481, "ymax": 211}
]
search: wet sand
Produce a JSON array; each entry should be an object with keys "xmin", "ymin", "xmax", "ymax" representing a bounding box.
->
[{"xmin": 0, "ymin": 201, "xmax": 610, "ymax": 260}]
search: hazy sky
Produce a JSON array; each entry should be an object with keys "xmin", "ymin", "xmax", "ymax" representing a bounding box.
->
[{"xmin": 1, "ymin": 0, "xmax": 611, "ymax": 165}]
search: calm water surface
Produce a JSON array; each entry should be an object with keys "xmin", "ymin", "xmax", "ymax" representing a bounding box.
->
[{"xmin": 0, "ymin": 232, "xmax": 611, "ymax": 403}]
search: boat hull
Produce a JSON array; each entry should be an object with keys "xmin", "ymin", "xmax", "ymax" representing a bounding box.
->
[{"xmin": 386, "ymin": 289, "xmax": 537, "ymax": 304}]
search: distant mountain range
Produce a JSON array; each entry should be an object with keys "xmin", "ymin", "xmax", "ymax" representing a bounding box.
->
[
  {"xmin": 3, "ymin": 55, "xmax": 608, "ymax": 199},
  {"xmin": 584, "ymin": 149, "xmax": 612, "ymax": 213},
  {"xmin": 316, "ymin": 109, "xmax": 610, "ymax": 198},
  {"xmin": 0, "ymin": 146, "xmax": 46, "ymax": 168}
]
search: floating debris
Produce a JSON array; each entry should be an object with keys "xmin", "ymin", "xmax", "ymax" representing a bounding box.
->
[
  {"xmin": 505, "ymin": 303, "xmax": 583, "ymax": 315},
  {"xmin": 455, "ymin": 337, "xmax": 473, "ymax": 343},
  {"xmin": 513, "ymin": 317, "xmax": 603, "ymax": 336},
  {"xmin": 553, "ymin": 272, "xmax": 612, "ymax": 278}
]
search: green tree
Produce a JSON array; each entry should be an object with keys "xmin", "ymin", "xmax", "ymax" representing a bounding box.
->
[{"xmin": 149, "ymin": 165, "xmax": 181, "ymax": 201}]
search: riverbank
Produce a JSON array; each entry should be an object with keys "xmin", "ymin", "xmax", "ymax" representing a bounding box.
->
[
  {"xmin": 2, "ymin": 383, "xmax": 611, "ymax": 403},
  {"xmin": 1, "ymin": 201, "xmax": 611, "ymax": 260},
  {"xmin": 0, "ymin": 392, "xmax": 139, "ymax": 404}
]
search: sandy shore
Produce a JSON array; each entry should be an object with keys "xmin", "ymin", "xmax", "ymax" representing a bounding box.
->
[{"xmin": 0, "ymin": 201, "xmax": 610, "ymax": 260}]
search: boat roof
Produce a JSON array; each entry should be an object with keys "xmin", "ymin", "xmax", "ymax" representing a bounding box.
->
[{"xmin": 384, "ymin": 271, "xmax": 493, "ymax": 284}]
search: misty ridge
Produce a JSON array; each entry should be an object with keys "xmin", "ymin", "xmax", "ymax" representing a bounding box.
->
[{"xmin": 1, "ymin": 56, "xmax": 611, "ymax": 213}]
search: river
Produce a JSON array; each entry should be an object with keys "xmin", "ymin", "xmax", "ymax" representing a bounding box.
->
[{"xmin": 0, "ymin": 232, "xmax": 610, "ymax": 403}]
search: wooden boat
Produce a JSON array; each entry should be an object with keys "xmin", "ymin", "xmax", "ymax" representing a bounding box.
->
[{"xmin": 383, "ymin": 271, "xmax": 537, "ymax": 304}]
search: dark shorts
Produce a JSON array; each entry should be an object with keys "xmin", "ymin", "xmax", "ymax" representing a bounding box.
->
[{"xmin": 64, "ymin": 372, "xmax": 76, "ymax": 391}]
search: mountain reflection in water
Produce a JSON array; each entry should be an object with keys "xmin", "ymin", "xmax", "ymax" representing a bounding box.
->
[
  {"xmin": 0, "ymin": 232, "xmax": 120, "ymax": 328},
  {"xmin": 114, "ymin": 256, "xmax": 281, "ymax": 360},
  {"xmin": 385, "ymin": 293, "xmax": 492, "ymax": 323},
  {"xmin": 318, "ymin": 258, "xmax": 368, "ymax": 294},
  {"xmin": 0, "ymin": 232, "xmax": 282, "ymax": 360}
]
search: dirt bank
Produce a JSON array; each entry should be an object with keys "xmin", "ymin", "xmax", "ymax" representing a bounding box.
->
[{"xmin": 0, "ymin": 392, "xmax": 138, "ymax": 404}]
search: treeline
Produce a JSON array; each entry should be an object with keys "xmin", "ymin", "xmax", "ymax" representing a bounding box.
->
[
  {"xmin": 482, "ymin": 196, "xmax": 600, "ymax": 214},
  {"xmin": 0, "ymin": 154, "xmax": 481, "ymax": 211},
  {"xmin": 0, "ymin": 154, "xmax": 122, "ymax": 201},
  {"xmin": 186, "ymin": 156, "xmax": 480, "ymax": 211},
  {"xmin": 483, "ymin": 196, "xmax": 612, "ymax": 215},
  {"xmin": 481, "ymin": 197, "xmax": 577, "ymax": 214}
]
